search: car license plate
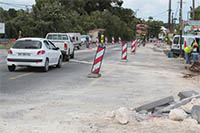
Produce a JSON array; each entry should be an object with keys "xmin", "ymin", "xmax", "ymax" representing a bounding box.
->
[{"xmin": 18, "ymin": 53, "xmax": 31, "ymax": 56}]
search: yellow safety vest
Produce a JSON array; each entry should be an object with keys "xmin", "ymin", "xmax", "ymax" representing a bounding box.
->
[
  {"xmin": 184, "ymin": 46, "xmax": 193, "ymax": 54},
  {"xmin": 101, "ymin": 35, "xmax": 104, "ymax": 43}
]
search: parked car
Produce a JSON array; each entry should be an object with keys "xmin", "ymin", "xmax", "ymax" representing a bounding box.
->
[
  {"xmin": 46, "ymin": 33, "xmax": 74, "ymax": 61},
  {"xmin": 68, "ymin": 33, "xmax": 81, "ymax": 49},
  {"xmin": 171, "ymin": 35, "xmax": 200, "ymax": 56},
  {"xmin": 7, "ymin": 38, "xmax": 62, "ymax": 72}
]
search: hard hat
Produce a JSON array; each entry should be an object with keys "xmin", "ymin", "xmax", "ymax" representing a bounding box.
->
[{"xmin": 193, "ymin": 42, "xmax": 198, "ymax": 47}]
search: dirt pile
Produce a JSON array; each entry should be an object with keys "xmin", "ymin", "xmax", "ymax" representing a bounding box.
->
[{"xmin": 190, "ymin": 62, "xmax": 200, "ymax": 72}]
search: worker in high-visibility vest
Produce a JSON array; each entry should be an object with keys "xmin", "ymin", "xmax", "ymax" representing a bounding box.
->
[
  {"xmin": 184, "ymin": 42, "xmax": 198, "ymax": 64},
  {"xmin": 101, "ymin": 34, "xmax": 104, "ymax": 43}
]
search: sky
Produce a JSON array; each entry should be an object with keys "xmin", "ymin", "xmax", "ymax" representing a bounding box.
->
[{"xmin": 1, "ymin": 0, "xmax": 200, "ymax": 23}]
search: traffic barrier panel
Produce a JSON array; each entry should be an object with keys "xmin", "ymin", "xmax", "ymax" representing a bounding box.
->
[
  {"xmin": 96, "ymin": 38, "xmax": 99, "ymax": 46},
  {"xmin": 105, "ymin": 37, "xmax": 108, "ymax": 45},
  {"xmin": 88, "ymin": 46, "xmax": 106, "ymax": 78},
  {"xmin": 131, "ymin": 40, "xmax": 137, "ymax": 54},
  {"xmin": 121, "ymin": 42, "xmax": 128, "ymax": 61},
  {"xmin": 157, "ymin": 40, "xmax": 160, "ymax": 47},
  {"xmin": 88, "ymin": 42, "xmax": 93, "ymax": 50},
  {"xmin": 119, "ymin": 37, "xmax": 121, "ymax": 44},
  {"xmin": 112, "ymin": 37, "xmax": 115, "ymax": 45}
]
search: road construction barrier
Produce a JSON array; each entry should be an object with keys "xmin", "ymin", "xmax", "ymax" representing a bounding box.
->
[
  {"xmin": 88, "ymin": 46, "xmax": 106, "ymax": 78},
  {"xmin": 88, "ymin": 42, "xmax": 93, "ymax": 50},
  {"xmin": 105, "ymin": 37, "xmax": 108, "ymax": 45},
  {"xmin": 156, "ymin": 40, "xmax": 160, "ymax": 47},
  {"xmin": 137, "ymin": 40, "xmax": 142, "ymax": 47},
  {"xmin": 131, "ymin": 40, "xmax": 137, "ymax": 54},
  {"xmin": 119, "ymin": 37, "xmax": 121, "ymax": 44},
  {"xmin": 121, "ymin": 42, "xmax": 128, "ymax": 61},
  {"xmin": 112, "ymin": 37, "xmax": 115, "ymax": 45},
  {"xmin": 96, "ymin": 38, "xmax": 99, "ymax": 46}
]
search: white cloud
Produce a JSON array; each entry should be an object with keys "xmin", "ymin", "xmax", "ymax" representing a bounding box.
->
[{"xmin": 122, "ymin": 0, "xmax": 196, "ymax": 22}]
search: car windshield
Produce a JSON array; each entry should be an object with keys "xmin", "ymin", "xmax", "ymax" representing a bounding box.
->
[
  {"xmin": 47, "ymin": 34, "xmax": 68, "ymax": 40},
  {"xmin": 13, "ymin": 40, "xmax": 42, "ymax": 49}
]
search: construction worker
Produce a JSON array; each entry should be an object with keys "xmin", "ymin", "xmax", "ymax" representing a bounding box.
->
[
  {"xmin": 101, "ymin": 34, "xmax": 104, "ymax": 43},
  {"xmin": 184, "ymin": 42, "xmax": 198, "ymax": 64}
]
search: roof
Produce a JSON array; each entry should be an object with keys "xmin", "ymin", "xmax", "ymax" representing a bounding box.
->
[{"xmin": 17, "ymin": 38, "xmax": 45, "ymax": 41}]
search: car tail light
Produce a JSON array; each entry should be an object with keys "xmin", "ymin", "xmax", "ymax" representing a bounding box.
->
[
  {"xmin": 184, "ymin": 41, "xmax": 187, "ymax": 48},
  {"xmin": 64, "ymin": 43, "xmax": 68, "ymax": 50},
  {"xmin": 8, "ymin": 50, "xmax": 13, "ymax": 55},
  {"xmin": 37, "ymin": 50, "xmax": 46, "ymax": 55}
]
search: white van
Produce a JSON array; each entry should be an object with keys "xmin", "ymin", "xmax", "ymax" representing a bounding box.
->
[
  {"xmin": 46, "ymin": 33, "xmax": 75, "ymax": 61},
  {"xmin": 171, "ymin": 35, "xmax": 200, "ymax": 55},
  {"xmin": 68, "ymin": 33, "xmax": 81, "ymax": 49}
]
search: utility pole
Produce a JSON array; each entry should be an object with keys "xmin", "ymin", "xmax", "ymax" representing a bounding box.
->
[
  {"xmin": 168, "ymin": 0, "xmax": 172, "ymax": 32},
  {"xmin": 179, "ymin": 0, "xmax": 183, "ymax": 57},
  {"xmin": 192, "ymin": 0, "xmax": 195, "ymax": 20},
  {"xmin": 171, "ymin": 12, "xmax": 174, "ymax": 33}
]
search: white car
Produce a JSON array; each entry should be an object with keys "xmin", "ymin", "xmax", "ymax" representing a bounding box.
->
[
  {"xmin": 7, "ymin": 38, "xmax": 62, "ymax": 72},
  {"xmin": 46, "ymin": 33, "xmax": 75, "ymax": 61}
]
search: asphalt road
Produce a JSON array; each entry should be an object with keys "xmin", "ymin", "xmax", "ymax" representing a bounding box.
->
[{"xmin": 0, "ymin": 44, "xmax": 120, "ymax": 95}]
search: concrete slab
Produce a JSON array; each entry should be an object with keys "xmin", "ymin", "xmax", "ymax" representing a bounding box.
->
[
  {"xmin": 178, "ymin": 91, "xmax": 199, "ymax": 100},
  {"xmin": 87, "ymin": 73, "xmax": 101, "ymax": 78},
  {"xmin": 135, "ymin": 96, "xmax": 174, "ymax": 112}
]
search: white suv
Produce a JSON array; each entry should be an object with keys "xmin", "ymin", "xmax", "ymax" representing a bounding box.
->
[{"xmin": 7, "ymin": 38, "xmax": 62, "ymax": 72}]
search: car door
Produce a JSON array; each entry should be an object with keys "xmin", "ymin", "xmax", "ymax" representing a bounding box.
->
[
  {"xmin": 43, "ymin": 40, "xmax": 54, "ymax": 65},
  {"xmin": 48, "ymin": 40, "xmax": 60, "ymax": 64}
]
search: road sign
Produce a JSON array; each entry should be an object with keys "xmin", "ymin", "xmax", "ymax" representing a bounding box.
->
[
  {"xmin": 0, "ymin": 23, "xmax": 5, "ymax": 34},
  {"xmin": 184, "ymin": 21, "xmax": 200, "ymax": 35}
]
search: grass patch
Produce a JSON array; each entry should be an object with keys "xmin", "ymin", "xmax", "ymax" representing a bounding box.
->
[{"xmin": 0, "ymin": 43, "xmax": 14, "ymax": 49}]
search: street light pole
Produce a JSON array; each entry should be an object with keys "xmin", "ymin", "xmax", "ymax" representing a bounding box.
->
[{"xmin": 179, "ymin": 0, "xmax": 183, "ymax": 57}]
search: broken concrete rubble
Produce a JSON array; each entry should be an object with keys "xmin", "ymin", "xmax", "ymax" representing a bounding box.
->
[
  {"xmin": 153, "ymin": 94, "xmax": 200, "ymax": 116},
  {"xmin": 191, "ymin": 105, "xmax": 200, "ymax": 123},
  {"xmin": 106, "ymin": 92, "xmax": 200, "ymax": 126},
  {"xmin": 169, "ymin": 109, "xmax": 187, "ymax": 121},
  {"xmin": 181, "ymin": 98, "xmax": 200, "ymax": 114},
  {"xmin": 133, "ymin": 111, "xmax": 150, "ymax": 122},
  {"xmin": 189, "ymin": 61, "xmax": 200, "ymax": 72},
  {"xmin": 178, "ymin": 91, "xmax": 199, "ymax": 100},
  {"xmin": 115, "ymin": 107, "xmax": 130, "ymax": 125}
]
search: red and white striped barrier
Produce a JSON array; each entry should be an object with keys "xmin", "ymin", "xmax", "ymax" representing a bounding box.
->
[
  {"xmin": 131, "ymin": 40, "xmax": 137, "ymax": 54},
  {"xmin": 105, "ymin": 37, "xmax": 108, "ymax": 45},
  {"xmin": 121, "ymin": 42, "xmax": 128, "ymax": 61},
  {"xmin": 157, "ymin": 40, "xmax": 160, "ymax": 47},
  {"xmin": 96, "ymin": 38, "xmax": 99, "ymax": 46},
  {"xmin": 119, "ymin": 37, "xmax": 121, "ymax": 44},
  {"xmin": 88, "ymin": 46, "xmax": 106, "ymax": 78},
  {"xmin": 112, "ymin": 37, "xmax": 115, "ymax": 45}
]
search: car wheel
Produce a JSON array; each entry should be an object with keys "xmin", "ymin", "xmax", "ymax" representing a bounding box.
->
[
  {"xmin": 70, "ymin": 49, "xmax": 75, "ymax": 59},
  {"xmin": 8, "ymin": 65, "xmax": 16, "ymax": 72},
  {"xmin": 57, "ymin": 56, "xmax": 62, "ymax": 68},
  {"xmin": 43, "ymin": 59, "xmax": 49, "ymax": 72}
]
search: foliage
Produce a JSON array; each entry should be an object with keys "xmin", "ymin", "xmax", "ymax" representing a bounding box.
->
[
  {"xmin": 194, "ymin": 6, "xmax": 200, "ymax": 20},
  {"xmin": 0, "ymin": 0, "xmax": 164, "ymax": 41}
]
